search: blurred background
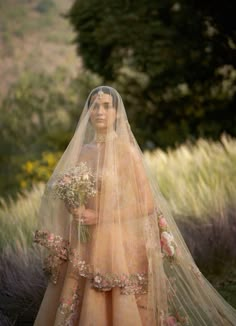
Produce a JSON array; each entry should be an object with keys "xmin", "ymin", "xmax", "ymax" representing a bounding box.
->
[{"xmin": 0, "ymin": 0, "xmax": 236, "ymax": 324}]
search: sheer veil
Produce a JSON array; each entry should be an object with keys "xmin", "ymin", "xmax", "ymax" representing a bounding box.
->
[{"xmin": 33, "ymin": 86, "xmax": 236, "ymax": 325}]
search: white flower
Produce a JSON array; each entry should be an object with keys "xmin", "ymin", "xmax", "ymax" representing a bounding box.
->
[
  {"xmin": 163, "ymin": 244, "xmax": 175, "ymax": 257},
  {"xmin": 94, "ymin": 275, "xmax": 102, "ymax": 284},
  {"xmin": 82, "ymin": 173, "xmax": 89, "ymax": 181},
  {"xmin": 137, "ymin": 274, "xmax": 143, "ymax": 281},
  {"xmin": 161, "ymin": 231, "xmax": 174, "ymax": 244}
]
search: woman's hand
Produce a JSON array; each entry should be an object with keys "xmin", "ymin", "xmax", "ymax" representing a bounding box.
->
[
  {"xmin": 65, "ymin": 203, "xmax": 84, "ymax": 216},
  {"xmin": 68, "ymin": 206, "xmax": 97, "ymax": 225},
  {"xmin": 80, "ymin": 208, "xmax": 98, "ymax": 225}
]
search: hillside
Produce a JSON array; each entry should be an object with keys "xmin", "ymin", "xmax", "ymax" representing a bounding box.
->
[{"xmin": 0, "ymin": 0, "xmax": 80, "ymax": 100}]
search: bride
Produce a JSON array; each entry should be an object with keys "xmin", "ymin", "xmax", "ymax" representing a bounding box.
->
[{"xmin": 33, "ymin": 86, "xmax": 236, "ymax": 325}]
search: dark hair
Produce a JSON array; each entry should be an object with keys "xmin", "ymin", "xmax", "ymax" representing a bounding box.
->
[{"xmin": 87, "ymin": 86, "xmax": 118, "ymax": 110}]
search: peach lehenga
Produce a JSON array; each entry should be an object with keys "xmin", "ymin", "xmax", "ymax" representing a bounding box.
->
[{"xmin": 33, "ymin": 86, "xmax": 236, "ymax": 326}]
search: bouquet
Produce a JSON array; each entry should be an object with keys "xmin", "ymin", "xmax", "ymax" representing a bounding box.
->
[{"xmin": 52, "ymin": 162, "xmax": 97, "ymax": 242}]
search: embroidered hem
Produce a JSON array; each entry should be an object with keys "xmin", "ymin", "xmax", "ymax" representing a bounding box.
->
[{"xmin": 33, "ymin": 229, "xmax": 148, "ymax": 295}]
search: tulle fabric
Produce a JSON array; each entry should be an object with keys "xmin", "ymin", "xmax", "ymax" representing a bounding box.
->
[{"xmin": 33, "ymin": 86, "xmax": 236, "ymax": 325}]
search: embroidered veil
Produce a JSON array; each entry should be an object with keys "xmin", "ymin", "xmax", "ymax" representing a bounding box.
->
[{"xmin": 33, "ymin": 86, "xmax": 236, "ymax": 325}]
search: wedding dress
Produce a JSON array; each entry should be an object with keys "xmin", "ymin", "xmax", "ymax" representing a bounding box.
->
[{"xmin": 33, "ymin": 86, "xmax": 236, "ymax": 325}]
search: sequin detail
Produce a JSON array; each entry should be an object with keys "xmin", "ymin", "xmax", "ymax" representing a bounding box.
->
[
  {"xmin": 69, "ymin": 248, "xmax": 148, "ymax": 294},
  {"xmin": 34, "ymin": 229, "xmax": 69, "ymax": 259},
  {"xmin": 94, "ymin": 131, "xmax": 118, "ymax": 143},
  {"xmin": 33, "ymin": 229, "xmax": 148, "ymax": 294},
  {"xmin": 43, "ymin": 254, "xmax": 65, "ymax": 285},
  {"xmin": 33, "ymin": 230, "xmax": 70, "ymax": 284},
  {"xmin": 57, "ymin": 282, "xmax": 81, "ymax": 326}
]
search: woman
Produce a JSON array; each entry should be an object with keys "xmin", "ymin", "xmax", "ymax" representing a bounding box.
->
[{"xmin": 33, "ymin": 86, "xmax": 236, "ymax": 325}]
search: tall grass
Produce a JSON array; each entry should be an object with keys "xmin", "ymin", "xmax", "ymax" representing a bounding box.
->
[
  {"xmin": 0, "ymin": 246, "xmax": 46, "ymax": 325},
  {"xmin": 0, "ymin": 183, "xmax": 44, "ymax": 251},
  {"xmin": 144, "ymin": 133, "xmax": 236, "ymax": 272},
  {"xmin": 0, "ymin": 184, "xmax": 46, "ymax": 324},
  {"xmin": 144, "ymin": 133, "xmax": 236, "ymax": 221}
]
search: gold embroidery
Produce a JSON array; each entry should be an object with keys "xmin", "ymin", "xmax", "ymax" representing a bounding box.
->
[
  {"xmin": 33, "ymin": 230, "xmax": 70, "ymax": 284},
  {"xmin": 69, "ymin": 248, "xmax": 148, "ymax": 294},
  {"xmin": 57, "ymin": 282, "xmax": 81, "ymax": 325},
  {"xmin": 34, "ymin": 229, "xmax": 69, "ymax": 260},
  {"xmin": 33, "ymin": 229, "xmax": 148, "ymax": 294},
  {"xmin": 43, "ymin": 254, "xmax": 65, "ymax": 285}
]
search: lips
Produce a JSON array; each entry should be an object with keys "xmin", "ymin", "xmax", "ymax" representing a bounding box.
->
[{"xmin": 96, "ymin": 119, "xmax": 105, "ymax": 122}]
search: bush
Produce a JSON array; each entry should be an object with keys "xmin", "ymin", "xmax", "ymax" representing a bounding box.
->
[{"xmin": 0, "ymin": 67, "xmax": 101, "ymax": 201}]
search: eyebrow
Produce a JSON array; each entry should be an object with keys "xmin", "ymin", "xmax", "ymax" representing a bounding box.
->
[{"xmin": 92, "ymin": 101, "xmax": 112, "ymax": 107}]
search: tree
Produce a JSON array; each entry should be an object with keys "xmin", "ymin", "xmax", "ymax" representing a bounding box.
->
[{"xmin": 66, "ymin": 0, "xmax": 236, "ymax": 148}]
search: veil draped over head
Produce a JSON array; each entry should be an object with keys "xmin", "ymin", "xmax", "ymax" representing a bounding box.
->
[{"xmin": 33, "ymin": 86, "xmax": 236, "ymax": 326}]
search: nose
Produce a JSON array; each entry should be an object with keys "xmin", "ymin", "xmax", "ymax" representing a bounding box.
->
[{"xmin": 96, "ymin": 105, "xmax": 105, "ymax": 115}]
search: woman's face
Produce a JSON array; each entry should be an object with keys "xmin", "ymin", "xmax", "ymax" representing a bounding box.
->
[{"xmin": 89, "ymin": 93, "xmax": 117, "ymax": 132}]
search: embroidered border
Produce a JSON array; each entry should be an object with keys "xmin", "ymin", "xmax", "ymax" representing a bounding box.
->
[{"xmin": 33, "ymin": 229, "xmax": 148, "ymax": 294}]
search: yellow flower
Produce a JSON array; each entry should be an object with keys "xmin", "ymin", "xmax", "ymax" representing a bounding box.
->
[
  {"xmin": 24, "ymin": 161, "xmax": 34, "ymax": 174},
  {"xmin": 20, "ymin": 180, "xmax": 27, "ymax": 188},
  {"xmin": 43, "ymin": 152, "xmax": 56, "ymax": 166}
]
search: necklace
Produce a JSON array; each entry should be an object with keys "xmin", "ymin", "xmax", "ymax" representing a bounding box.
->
[{"xmin": 94, "ymin": 131, "xmax": 117, "ymax": 143}]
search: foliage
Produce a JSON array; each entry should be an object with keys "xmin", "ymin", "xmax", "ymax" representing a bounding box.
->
[
  {"xmin": 0, "ymin": 246, "xmax": 45, "ymax": 325},
  {"xmin": 17, "ymin": 151, "xmax": 62, "ymax": 190},
  {"xmin": 0, "ymin": 0, "xmax": 78, "ymax": 103},
  {"xmin": 144, "ymin": 133, "xmax": 236, "ymax": 220},
  {"xmin": 0, "ymin": 183, "xmax": 44, "ymax": 251},
  {"xmin": 0, "ymin": 0, "xmax": 56, "ymax": 45},
  {"xmin": 144, "ymin": 133, "xmax": 236, "ymax": 271},
  {"xmin": 0, "ymin": 67, "xmax": 102, "ymax": 200},
  {"xmin": 67, "ymin": 0, "xmax": 236, "ymax": 148}
]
